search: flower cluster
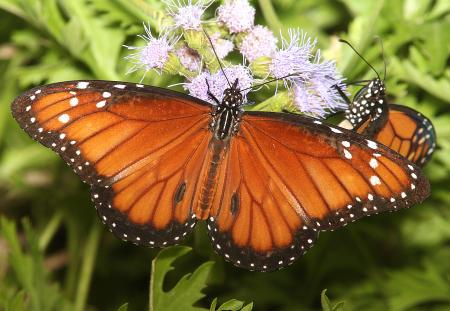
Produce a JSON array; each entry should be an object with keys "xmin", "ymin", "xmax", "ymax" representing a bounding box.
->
[{"xmin": 124, "ymin": 0, "xmax": 347, "ymax": 117}]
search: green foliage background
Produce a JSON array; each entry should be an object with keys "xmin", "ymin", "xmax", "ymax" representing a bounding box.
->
[{"xmin": 0, "ymin": 0, "xmax": 449, "ymax": 310}]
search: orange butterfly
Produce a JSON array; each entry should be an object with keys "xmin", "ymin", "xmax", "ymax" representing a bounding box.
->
[{"xmin": 12, "ymin": 79, "xmax": 429, "ymax": 271}]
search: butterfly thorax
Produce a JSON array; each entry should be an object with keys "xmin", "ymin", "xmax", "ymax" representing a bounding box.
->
[
  {"xmin": 345, "ymin": 78, "xmax": 388, "ymax": 136},
  {"xmin": 210, "ymin": 85, "xmax": 244, "ymax": 141}
]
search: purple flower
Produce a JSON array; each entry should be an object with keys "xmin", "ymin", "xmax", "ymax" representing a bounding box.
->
[
  {"xmin": 210, "ymin": 32, "xmax": 234, "ymax": 59},
  {"xmin": 164, "ymin": 0, "xmax": 212, "ymax": 30},
  {"xmin": 239, "ymin": 25, "xmax": 278, "ymax": 62},
  {"xmin": 184, "ymin": 65, "xmax": 253, "ymax": 104},
  {"xmin": 269, "ymin": 29, "xmax": 316, "ymax": 85},
  {"xmin": 292, "ymin": 51, "xmax": 347, "ymax": 118},
  {"xmin": 125, "ymin": 24, "xmax": 179, "ymax": 74},
  {"xmin": 217, "ymin": 0, "xmax": 255, "ymax": 33},
  {"xmin": 176, "ymin": 45, "xmax": 201, "ymax": 71}
]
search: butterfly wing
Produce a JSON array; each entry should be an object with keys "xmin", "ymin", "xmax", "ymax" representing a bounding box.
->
[
  {"xmin": 12, "ymin": 80, "xmax": 213, "ymax": 246},
  {"xmin": 367, "ymin": 104, "xmax": 436, "ymax": 166},
  {"xmin": 207, "ymin": 112, "xmax": 430, "ymax": 271}
]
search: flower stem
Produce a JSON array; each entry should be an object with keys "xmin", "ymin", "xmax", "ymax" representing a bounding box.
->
[
  {"xmin": 257, "ymin": 0, "xmax": 282, "ymax": 33},
  {"xmin": 74, "ymin": 222, "xmax": 102, "ymax": 311}
]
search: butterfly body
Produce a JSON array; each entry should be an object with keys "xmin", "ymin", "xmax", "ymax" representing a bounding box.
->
[
  {"xmin": 345, "ymin": 78, "xmax": 389, "ymax": 136},
  {"xmin": 12, "ymin": 80, "xmax": 430, "ymax": 271}
]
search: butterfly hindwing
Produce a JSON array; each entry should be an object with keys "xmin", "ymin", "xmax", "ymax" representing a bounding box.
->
[
  {"xmin": 369, "ymin": 104, "xmax": 436, "ymax": 166},
  {"xmin": 11, "ymin": 80, "xmax": 213, "ymax": 246}
]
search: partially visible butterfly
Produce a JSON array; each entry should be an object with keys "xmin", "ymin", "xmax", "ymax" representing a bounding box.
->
[{"xmin": 335, "ymin": 39, "xmax": 436, "ymax": 166}]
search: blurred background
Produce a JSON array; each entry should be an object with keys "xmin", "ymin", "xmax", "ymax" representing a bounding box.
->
[{"xmin": 0, "ymin": 0, "xmax": 449, "ymax": 310}]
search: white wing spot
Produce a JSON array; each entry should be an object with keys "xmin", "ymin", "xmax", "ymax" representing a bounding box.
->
[
  {"xmin": 368, "ymin": 194, "xmax": 374, "ymax": 201},
  {"xmin": 408, "ymin": 164, "xmax": 414, "ymax": 171},
  {"xmin": 114, "ymin": 84, "xmax": 126, "ymax": 89},
  {"xmin": 369, "ymin": 158, "xmax": 378, "ymax": 168},
  {"xmin": 307, "ymin": 239, "xmax": 313, "ymax": 244},
  {"xmin": 342, "ymin": 141, "xmax": 350, "ymax": 148},
  {"xmin": 411, "ymin": 173, "xmax": 417, "ymax": 179},
  {"xmin": 313, "ymin": 120, "xmax": 322, "ymax": 125},
  {"xmin": 26, "ymin": 105, "xmax": 31, "ymax": 111},
  {"xmin": 30, "ymin": 95, "xmax": 36, "ymax": 100},
  {"xmin": 59, "ymin": 133, "xmax": 65, "ymax": 139},
  {"xmin": 96, "ymin": 100, "xmax": 106, "ymax": 108},
  {"xmin": 136, "ymin": 84, "xmax": 144, "ymax": 88},
  {"xmin": 330, "ymin": 127, "xmax": 343, "ymax": 133},
  {"xmin": 370, "ymin": 175, "xmax": 381, "ymax": 186},
  {"xmin": 77, "ymin": 81, "xmax": 89, "ymax": 89},
  {"xmin": 344, "ymin": 149, "xmax": 352, "ymax": 159},
  {"xmin": 401, "ymin": 192, "xmax": 407, "ymax": 198},
  {"xmin": 30, "ymin": 117, "xmax": 36, "ymax": 123},
  {"xmin": 390, "ymin": 197, "xmax": 396, "ymax": 202},
  {"xmin": 58, "ymin": 114, "xmax": 70, "ymax": 123},
  {"xmin": 70, "ymin": 97, "xmax": 79, "ymax": 106},
  {"xmin": 367, "ymin": 140, "xmax": 378, "ymax": 149},
  {"xmin": 411, "ymin": 184, "xmax": 416, "ymax": 190},
  {"xmin": 102, "ymin": 92, "xmax": 111, "ymax": 98}
]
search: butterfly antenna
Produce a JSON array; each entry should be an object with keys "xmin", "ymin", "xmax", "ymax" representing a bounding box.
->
[
  {"xmin": 203, "ymin": 29, "xmax": 231, "ymax": 88},
  {"xmin": 240, "ymin": 74, "xmax": 298, "ymax": 92},
  {"xmin": 339, "ymin": 39, "xmax": 380, "ymax": 80},
  {"xmin": 374, "ymin": 36, "xmax": 387, "ymax": 81}
]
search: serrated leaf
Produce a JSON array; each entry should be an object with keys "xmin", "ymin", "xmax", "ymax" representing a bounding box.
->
[{"xmin": 150, "ymin": 246, "xmax": 214, "ymax": 311}]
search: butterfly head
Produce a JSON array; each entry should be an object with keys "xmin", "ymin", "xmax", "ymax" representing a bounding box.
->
[
  {"xmin": 222, "ymin": 79, "xmax": 243, "ymax": 108},
  {"xmin": 367, "ymin": 78, "xmax": 386, "ymax": 98}
]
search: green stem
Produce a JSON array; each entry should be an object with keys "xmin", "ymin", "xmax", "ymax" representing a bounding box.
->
[
  {"xmin": 74, "ymin": 222, "xmax": 102, "ymax": 311},
  {"xmin": 258, "ymin": 0, "xmax": 282, "ymax": 33},
  {"xmin": 38, "ymin": 211, "xmax": 63, "ymax": 251}
]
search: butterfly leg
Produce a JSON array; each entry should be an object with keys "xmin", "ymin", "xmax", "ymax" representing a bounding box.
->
[{"xmin": 332, "ymin": 84, "xmax": 352, "ymax": 105}]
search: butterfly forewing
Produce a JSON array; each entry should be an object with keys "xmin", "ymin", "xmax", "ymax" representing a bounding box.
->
[{"xmin": 11, "ymin": 80, "xmax": 213, "ymax": 246}]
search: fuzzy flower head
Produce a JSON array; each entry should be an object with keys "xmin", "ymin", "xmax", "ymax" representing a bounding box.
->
[
  {"xmin": 217, "ymin": 0, "xmax": 255, "ymax": 33},
  {"xmin": 292, "ymin": 51, "xmax": 347, "ymax": 118},
  {"xmin": 176, "ymin": 45, "xmax": 201, "ymax": 72},
  {"xmin": 239, "ymin": 25, "xmax": 278, "ymax": 62},
  {"xmin": 165, "ymin": 0, "xmax": 212, "ymax": 30},
  {"xmin": 185, "ymin": 65, "xmax": 253, "ymax": 104},
  {"xmin": 269, "ymin": 29, "xmax": 316, "ymax": 84},
  {"xmin": 210, "ymin": 32, "xmax": 234, "ymax": 59},
  {"xmin": 125, "ymin": 25, "xmax": 178, "ymax": 74}
]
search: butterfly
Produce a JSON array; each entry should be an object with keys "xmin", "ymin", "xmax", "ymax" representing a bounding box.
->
[
  {"xmin": 335, "ymin": 40, "xmax": 436, "ymax": 166},
  {"xmin": 11, "ymin": 79, "xmax": 430, "ymax": 272}
]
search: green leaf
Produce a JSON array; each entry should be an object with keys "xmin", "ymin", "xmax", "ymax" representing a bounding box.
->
[
  {"xmin": 216, "ymin": 299, "xmax": 244, "ymax": 311},
  {"xmin": 117, "ymin": 303, "xmax": 129, "ymax": 311},
  {"xmin": 0, "ymin": 217, "xmax": 72, "ymax": 311},
  {"xmin": 321, "ymin": 290, "xmax": 345, "ymax": 311},
  {"xmin": 150, "ymin": 246, "xmax": 215, "ymax": 311},
  {"xmin": 62, "ymin": 0, "xmax": 125, "ymax": 80}
]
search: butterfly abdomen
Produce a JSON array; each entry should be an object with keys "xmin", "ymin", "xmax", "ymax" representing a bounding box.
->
[{"xmin": 196, "ymin": 139, "xmax": 230, "ymax": 219}]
